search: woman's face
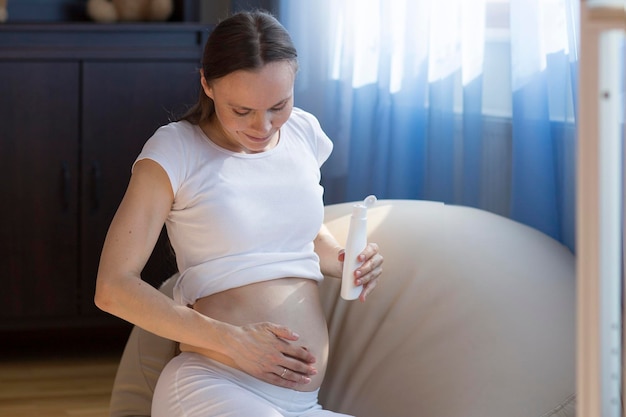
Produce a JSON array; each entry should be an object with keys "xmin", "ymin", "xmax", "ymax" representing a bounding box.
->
[{"xmin": 201, "ymin": 61, "xmax": 296, "ymax": 154}]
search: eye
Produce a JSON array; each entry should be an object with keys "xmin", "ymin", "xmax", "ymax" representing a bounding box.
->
[
  {"xmin": 233, "ymin": 109, "xmax": 250, "ymax": 116},
  {"xmin": 271, "ymin": 102, "xmax": 288, "ymax": 112}
]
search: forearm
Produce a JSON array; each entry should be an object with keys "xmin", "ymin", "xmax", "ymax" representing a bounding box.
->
[
  {"xmin": 314, "ymin": 224, "xmax": 343, "ymax": 278},
  {"xmin": 93, "ymin": 159, "xmax": 234, "ymax": 353},
  {"xmin": 95, "ymin": 271, "xmax": 234, "ymax": 354}
]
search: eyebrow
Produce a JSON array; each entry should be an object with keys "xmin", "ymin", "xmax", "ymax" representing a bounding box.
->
[{"xmin": 230, "ymin": 97, "xmax": 291, "ymax": 111}]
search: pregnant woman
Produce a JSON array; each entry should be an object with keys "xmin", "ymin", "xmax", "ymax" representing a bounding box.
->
[{"xmin": 95, "ymin": 10, "xmax": 383, "ymax": 417}]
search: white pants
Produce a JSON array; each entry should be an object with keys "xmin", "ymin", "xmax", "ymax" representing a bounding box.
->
[{"xmin": 152, "ymin": 352, "xmax": 354, "ymax": 417}]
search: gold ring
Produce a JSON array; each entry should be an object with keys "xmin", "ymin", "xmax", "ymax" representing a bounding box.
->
[{"xmin": 281, "ymin": 367, "xmax": 288, "ymax": 378}]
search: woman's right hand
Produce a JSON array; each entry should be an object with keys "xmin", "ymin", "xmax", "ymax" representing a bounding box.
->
[
  {"xmin": 226, "ymin": 322, "xmax": 318, "ymax": 388},
  {"xmin": 180, "ymin": 320, "xmax": 319, "ymax": 388}
]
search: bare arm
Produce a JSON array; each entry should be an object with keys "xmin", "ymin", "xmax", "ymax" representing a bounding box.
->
[
  {"xmin": 95, "ymin": 159, "xmax": 234, "ymax": 350},
  {"xmin": 313, "ymin": 223, "xmax": 344, "ymax": 278},
  {"xmin": 95, "ymin": 159, "xmax": 316, "ymax": 387}
]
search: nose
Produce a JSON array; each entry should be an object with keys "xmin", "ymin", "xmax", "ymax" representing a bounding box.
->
[{"xmin": 250, "ymin": 111, "xmax": 272, "ymax": 134}]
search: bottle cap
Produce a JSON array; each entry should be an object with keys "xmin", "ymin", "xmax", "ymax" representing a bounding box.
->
[
  {"xmin": 363, "ymin": 195, "xmax": 377, "ymax": 208},
  {"xmin": 352, "ymin": 195, "xmax": 377, "ymax": 219}
]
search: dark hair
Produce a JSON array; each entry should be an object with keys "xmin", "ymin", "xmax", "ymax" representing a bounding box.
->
[{"xmin": 180, "ymin": 10, "xmax": 298, "ymax": 124}]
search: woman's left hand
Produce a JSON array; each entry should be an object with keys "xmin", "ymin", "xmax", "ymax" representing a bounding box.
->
[{"xmin": 339, "ymin": 242, "xmax": 383, "ymax": 302}]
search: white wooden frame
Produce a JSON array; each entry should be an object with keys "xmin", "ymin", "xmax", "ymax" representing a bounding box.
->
[{"xmin": 578, "ymin": 2, "xmax": 625, "ymax": 416}]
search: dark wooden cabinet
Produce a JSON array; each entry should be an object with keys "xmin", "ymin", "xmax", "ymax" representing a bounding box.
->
[
  {"xmin": 79, "ymin": 61, "xmax": 199, "ymax": 314},
  {"xmin": 0, "ymin": 24, "xmax": 207, "ymax": 330},
  {"xmin": 0, "ymin": 61, "xmax": 80, "ymax": 322}
]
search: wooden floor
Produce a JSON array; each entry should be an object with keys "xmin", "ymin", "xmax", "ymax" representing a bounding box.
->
[
  {"xmin": 0, "ymin": 354, "xmax": 119, "ymax": 417},
  {"xmin": 0, "ymin": 327, "xmax": 129, "ymax": 417}
]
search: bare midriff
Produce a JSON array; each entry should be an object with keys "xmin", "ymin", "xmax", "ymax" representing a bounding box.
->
[{"xmin": 179, "ymin": 278, "xmax": 329, "ymax": 391}]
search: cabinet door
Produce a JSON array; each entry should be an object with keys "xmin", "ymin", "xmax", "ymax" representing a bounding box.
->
[
  {"xmin": 81, "ymin": 61, "xmax": 198, "ymax": 314},
  {"xmin": 0, "ymin": 62, "xmax": 80, "ymax": 325}
]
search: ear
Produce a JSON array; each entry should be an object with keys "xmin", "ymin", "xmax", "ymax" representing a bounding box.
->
[{"xmin": 200, "ymin": 72, "xmax": 213, "ymax": 100}]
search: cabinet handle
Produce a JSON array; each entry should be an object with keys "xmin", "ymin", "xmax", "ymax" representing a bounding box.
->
[
  {"xmin": 61, "ymin": 162, "xmax": 71, "ymax": 212},
  {"xmin": 91, "ymin": 161, "xmax": 102, "ymax": 212}
]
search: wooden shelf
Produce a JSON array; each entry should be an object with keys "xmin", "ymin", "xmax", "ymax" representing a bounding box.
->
[
  {"xmin": 0, "ymin": 23, "xmax": 211, "ymax": 59},
  {"xmin": 5, "ymin": 0, "xmax": 200, "ymax": 23}
]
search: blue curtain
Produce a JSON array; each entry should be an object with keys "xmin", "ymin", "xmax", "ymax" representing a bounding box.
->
[{"xmin": 280, "ymin": 0, "xmax": 579, "ymax": 253}]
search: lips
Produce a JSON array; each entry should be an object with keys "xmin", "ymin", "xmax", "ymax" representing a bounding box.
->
[
  {"xmin": 245, "ymin": 132, "xmax": 275, "ymax": 143},
  {"xmin": 246, "ymin": 134, "xmax": 271, "ymax": 142}
]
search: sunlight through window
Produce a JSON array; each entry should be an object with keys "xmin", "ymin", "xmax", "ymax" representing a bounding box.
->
[
  {"xmin": 329, "ymin": 0, "xmax": 494, "ymax": 92},
  {"xmin": 330, "ymin": 0, "xmax": 415, "ymax": 91}
]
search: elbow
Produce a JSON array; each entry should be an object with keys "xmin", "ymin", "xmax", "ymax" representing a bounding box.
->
[{"xmin": 94, "ymin": 277, "xmax": 116, "ymax": 313}]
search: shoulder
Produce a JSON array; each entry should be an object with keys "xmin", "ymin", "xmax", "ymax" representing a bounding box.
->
[
  {"xmin": 287, "ymin": 107, "xmax": 323, "ymax": 132},
  {"xmin": 142, "ymin": 121, "xmax": 209, "ymax": 159},
  {"xmin": 285, "ymin": 107, "xmax": 333, "ymax": 165},
  {"xmin": 135, "ymin": 121, "xmax": 207, "ymax": 193},
  {"xmin": 149, "ymin": 121, "xmax": 197, "ymax": 148}
]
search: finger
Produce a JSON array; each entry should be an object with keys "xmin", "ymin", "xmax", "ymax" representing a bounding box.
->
[
  {"xmin": 356, "ymin": 243, "xmax": 380, "ymax": 266},
  {"xmin": 278, "ymin": 365, "xmax": 289, "ymax": 379},
  {"xmin": 355, "ymin": 254, "xmax": 383, "ymax": 283},
  {"xmin": 266, "ymin": 372, "xmax": 304, "ymax": 389},
  {"xmin": 263, "ymin": 327, "xmax": 317, "ymax": 368},
  {"xmin": 359, "ymin": 277, "xmax": 379, "ymax": 302},
  {"xmin": 358, "ymin": 264, "xmax": 382, "ymax": 298},
  {"xmin": 282, "ymin": 344, "xmax": 317, "ymax": 366},
  {"xmin": 282, "ymin": 353, "xmax": 318, "ymax": 376},
  {"xmin": 276, "ymin": 366, "xmax": 313, "ymax": 384},
  {"xmin": 359, "ymin": 242, "xmax": 379, "ymax": 259},
  {"xmin": 266, "ymin": 324, "xmax": 300, "ymax": 341}
]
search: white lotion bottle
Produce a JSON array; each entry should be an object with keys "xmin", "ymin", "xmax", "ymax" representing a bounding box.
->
[{"xmin": 341, "ymin": 195, "xmax": 377, "ymax": 300}]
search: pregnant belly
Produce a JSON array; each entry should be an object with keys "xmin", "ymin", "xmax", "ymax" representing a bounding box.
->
[{"xmin": 180, "ymin": 278, "xmax": 329, "ymax": 391}]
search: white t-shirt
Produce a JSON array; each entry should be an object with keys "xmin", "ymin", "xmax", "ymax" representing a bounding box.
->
[{"xmin": 134, "ymin": 107, "xmax": 333, "ymax": 306}]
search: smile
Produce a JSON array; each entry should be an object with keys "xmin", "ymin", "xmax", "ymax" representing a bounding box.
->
[{"xmin": 245, "ymin": 133, "xmax": 273, "ymax": 143}]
